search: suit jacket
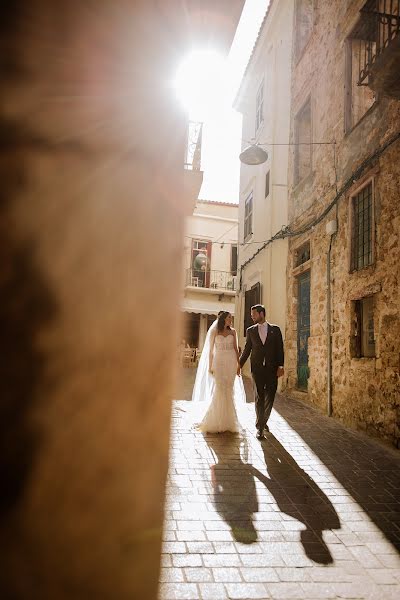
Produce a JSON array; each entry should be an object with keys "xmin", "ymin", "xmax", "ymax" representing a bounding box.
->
[{"xmin": 239, "ymin": 322, "xmax": 284, "ymax": 373}]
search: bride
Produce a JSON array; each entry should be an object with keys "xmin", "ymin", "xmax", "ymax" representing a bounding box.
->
[{"xmin": 192, "ymin": 311, "xmax": 246, "ymax": 433}]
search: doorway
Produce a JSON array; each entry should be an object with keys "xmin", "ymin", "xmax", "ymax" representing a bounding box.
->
[{"xmin": 297, "ymin": 271, "xmax": 310, "ymax": 390}]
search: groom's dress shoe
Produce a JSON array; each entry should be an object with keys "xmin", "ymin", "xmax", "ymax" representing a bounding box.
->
[{"xmin": 256, "ymin": 430, "xmax": 266, "ymax": 440}]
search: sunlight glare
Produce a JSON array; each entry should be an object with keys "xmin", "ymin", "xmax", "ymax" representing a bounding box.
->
[{"xmin": 173, "ymin": 50, "xmax": 227, "ymax": 120}]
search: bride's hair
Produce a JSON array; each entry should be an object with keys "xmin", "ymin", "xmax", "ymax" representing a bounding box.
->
[{"xmin": 217, "ymin": 311, "xmax": 231, "ymax": 332}]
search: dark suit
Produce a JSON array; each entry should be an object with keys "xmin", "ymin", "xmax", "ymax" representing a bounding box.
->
[{"xmin": 239, "ymin": 322, "xmax": 284, "ymax": 431}]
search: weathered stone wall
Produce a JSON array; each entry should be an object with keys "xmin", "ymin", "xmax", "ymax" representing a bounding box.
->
[{"xmin": 284, "ymin": 0, "xmax": 400, "ymax": 447}]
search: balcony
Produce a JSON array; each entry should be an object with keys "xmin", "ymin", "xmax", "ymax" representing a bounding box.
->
[
  {"xmin": 183, "ymin": 121, "xmax": 203, "ymax": 212},
  {"xmin": 355, "ymin": 0, "xmax": 400, "ymax": 99},
  {"xmin": 185, "ymin": 268, "xmax": 237, "ymax": 295}
]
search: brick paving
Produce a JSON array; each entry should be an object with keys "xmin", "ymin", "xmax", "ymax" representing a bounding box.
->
[{"xmin": 160, "ymin": 372, "xmax": 400, "ymax": 600}]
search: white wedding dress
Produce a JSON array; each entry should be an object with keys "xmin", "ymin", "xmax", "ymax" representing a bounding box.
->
[{"xmin": 192, "ymin": 325, "xmax": 246, "ymax": 433}]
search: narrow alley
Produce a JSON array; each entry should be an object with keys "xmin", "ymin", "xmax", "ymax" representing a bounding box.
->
[{"xmin": 160, "ymin": 374, "xmax": 400, "ymax": 600}]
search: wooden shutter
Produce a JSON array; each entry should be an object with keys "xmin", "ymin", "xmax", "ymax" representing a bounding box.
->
[{"xmin": 244, "ymin": 282, "xmax": 261, "ymax": 333}]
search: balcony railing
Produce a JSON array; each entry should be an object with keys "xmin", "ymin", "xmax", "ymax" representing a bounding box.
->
[
  {"xmin": 184, "ymin": 121, "xmax": 203, "ymax": 171},
  {"xmin": 186, "ymin": 268, "xmax": 237, "ymax": 291},
  {"xmin": 356, "ymin": 0, "xmax": 400, "ymax": 86}
]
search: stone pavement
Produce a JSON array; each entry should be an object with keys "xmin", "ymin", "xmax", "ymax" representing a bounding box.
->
[{"xmin": 160, "ymin": 374, "xmax": 400, "ymax": 600}]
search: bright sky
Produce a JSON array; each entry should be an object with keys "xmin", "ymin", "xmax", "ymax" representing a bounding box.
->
[{"xmin": 174, "ymin": 0, "xmax": 269, "ymax": 203}]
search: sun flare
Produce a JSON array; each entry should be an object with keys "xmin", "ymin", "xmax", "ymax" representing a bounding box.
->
[{"xmin": 173, "ymin": 50, "xmax": 227, "ymax": 120}]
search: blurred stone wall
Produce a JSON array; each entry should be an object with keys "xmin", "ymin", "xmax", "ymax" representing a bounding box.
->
[{"xmin": 0, "ymin": 1, "xmax": 187, "ymax": 598}]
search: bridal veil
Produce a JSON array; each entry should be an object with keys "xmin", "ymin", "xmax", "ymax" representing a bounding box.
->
[{"xmin": 191, "ymin": 319, "xmax": 247, "ymax": 409}]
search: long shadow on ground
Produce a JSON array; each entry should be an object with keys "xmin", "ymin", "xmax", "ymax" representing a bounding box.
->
[
  {"xmin": 274, "ymin": 395, "xmax": 400, "ymax": 552},
  {"xmin": 205, "ymin": 432, "xmax": 341, "ymax": 564},
  {"xmin": 251, "ymin": 435, "xmax": 340, "ymax": 564}
]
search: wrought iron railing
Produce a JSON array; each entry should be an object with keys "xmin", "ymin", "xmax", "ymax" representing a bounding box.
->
[
  {"xmin": 357, "ymin": 0, "xmax": 400, "ymax": 86},
  {"xmin": 186, "ymin": 268, "xmax": 237, "ymax": 291},
  {"xmin": 184, "ymin": 121, "xmax": 203, "ymax": 171}
]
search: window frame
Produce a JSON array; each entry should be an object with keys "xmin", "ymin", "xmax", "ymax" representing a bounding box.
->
[
  {"xmin": 230, "ymin": 244, "xmax": 238, "ymax": 276},
  {"xmin": 265, "ymin": 170, "xmax": 270, "ymax": 198},
  {"xmin": 191, "ymin": 238, "xmax": 212, "ymax": 287},
  {"xmin": 294, "ymin": 96, "xmax": 312, "ymax": 185},
  {"xmin": 255, "ymin": 79, "xmax": 264, "ymax": 133},
  {"xmin": 344, "ymin": 34, "xmax": 377, "ymax": 134},
  {"xmin": 295, "ymin": 241, "xmax": 311, "ymax": 268},
  {"xmin": 244, "ymin": 282, "xmax": 261, "ymax": 334},
  {"xmin": 244, "ymin": 192, "xmax": 253, "ymax": 242},
  {"xmin": 352, "ymin": 295, "xmax": 376, "ymax": 359},
  {"xmin": 349, "ymin": 178, "xmax": 375, "ymax": 273},
  {"xmin": 294, "ymin": 0, "xmax": 313, "ymax": 63}
]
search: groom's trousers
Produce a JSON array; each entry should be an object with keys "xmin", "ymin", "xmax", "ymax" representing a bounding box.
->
[{"xmin": 252, "ymin": 365, "xmax": 278, "ymax": 430}]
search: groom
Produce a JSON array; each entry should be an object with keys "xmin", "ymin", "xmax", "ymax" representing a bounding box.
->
[{"xmin": 239, "ymin": 304, "xmax": 284, "ymax": 440}]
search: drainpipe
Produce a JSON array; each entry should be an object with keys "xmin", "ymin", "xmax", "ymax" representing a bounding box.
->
[{"xmin": 326, "ymin": 219, "xmax": 337, "ymax": 417}]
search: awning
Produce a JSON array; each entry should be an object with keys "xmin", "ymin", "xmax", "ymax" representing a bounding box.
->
[{"xmin": 181, "ymin": 296, "xmax": 235, "ymax": 316}]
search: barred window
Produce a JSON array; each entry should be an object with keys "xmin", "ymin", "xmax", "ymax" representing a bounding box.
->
[
  {"xmin": 244, "ymin": 193, "xmax": 253, "ymax": 240},
  {"xmin": 350, "ymin": 182, "xmax": 373, "ymax": 271}
]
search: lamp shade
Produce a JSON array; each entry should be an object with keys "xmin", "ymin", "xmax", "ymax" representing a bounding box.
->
[{"xmin": 239, "ymin": 144, "xmax": 268, "ymax": 165}]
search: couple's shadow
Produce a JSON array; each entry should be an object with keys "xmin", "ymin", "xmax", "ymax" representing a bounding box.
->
[{"xmin": 205, "ymin": 433, "xmax": 340, "ymax": 564}]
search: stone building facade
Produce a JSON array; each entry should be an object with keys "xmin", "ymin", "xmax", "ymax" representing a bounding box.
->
[{"xmin": 284, "ymin": 0, "xmax": 400, "ymax": 447}]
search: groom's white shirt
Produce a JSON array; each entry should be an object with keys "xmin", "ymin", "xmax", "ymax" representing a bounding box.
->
[
  {"xmin": 257, "ymin": 321, "xmax": 284, "ymax": 368},
  {"xmin": 258, "ymin": 322, "xmax": 268, "ymax": 345}
]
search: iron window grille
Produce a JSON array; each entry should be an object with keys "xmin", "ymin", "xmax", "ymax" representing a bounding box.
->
[
  {"xmin": 350, "ymin": 182, "xmax": 374, "ymax": 271},
  {"xmin": 356, "ymin": 0, "xmax": 400, "ymax": 87},
  {"xmin": 184, "ymin": 121, "xmax": 203, "ymax": 171}
]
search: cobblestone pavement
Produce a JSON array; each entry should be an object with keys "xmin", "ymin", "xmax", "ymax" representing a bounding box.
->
[{"xmin": 160, "ymin": 374, "xmax": 400, "ymax": 600}]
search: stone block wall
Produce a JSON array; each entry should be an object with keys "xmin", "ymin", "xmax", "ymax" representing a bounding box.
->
[{"xmin": 284, "ymin": 0, "xmax": 400, "ymax": 447}]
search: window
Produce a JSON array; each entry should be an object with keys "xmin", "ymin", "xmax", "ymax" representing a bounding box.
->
[
  {"xmin": 255, "ymin": 80, "xmax": 264, "ymax": 132},
  {"xmin": 352, "ymin": 296, "xmax": 375, "ymax": 358},
  {"xmin": 265, "ymin": 170, "xmax": 270, "ymax": 198},
  {"xmin": 230, "ymin": 245, "xmax": 238, "ymax": 275},
  {"xmin": 350, "ymin": 182, "xmax": 373, "ymax": 272},
  {"xmin": 295, "ymin": 241, "xmax": 310, "ymax": 268},
  {"xmin": 294, "ymin": 98, "xmax": 312, "ymax": 184},
  {"xmin": 345, "ymin": 24, "xmax": 376, "ymax": 132},
  {"xmin": 244, "ymin": 282, "xmax": 261, "ymax": 333},
  {"xmin": 295, "ymin": 0, "xmax": 313, "ymax": 60},
  {"xmin": 191, "ymin": 239, "xmax": 211, "ymax": 287},
  {"xmin": 244, "ymin": 193, "xmax": 253, "ymax": 240}
]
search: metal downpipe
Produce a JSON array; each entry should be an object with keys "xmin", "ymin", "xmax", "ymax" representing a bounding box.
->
[{"xmin": 327, "ymin": 237, "xmax": 333, "ymax": 417}]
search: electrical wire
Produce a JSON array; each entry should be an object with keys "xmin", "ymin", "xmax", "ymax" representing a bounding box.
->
[
  {"xmin": 243, "ymin": 140, "xmax": 336, "ymax": 147},
  {"xmin": 239, "ymin": 129, "xmax": 400, "ymax": 282}
]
